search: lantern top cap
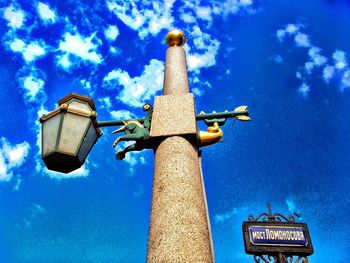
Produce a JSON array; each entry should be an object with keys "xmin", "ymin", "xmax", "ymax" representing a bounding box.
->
[
  {"xmin": 166, "ymin": 29, "xmax": 186, "ymax": 47},
  {"xmin": 59, "ymin": 93, "xmax": 96, "ymax": 111}
]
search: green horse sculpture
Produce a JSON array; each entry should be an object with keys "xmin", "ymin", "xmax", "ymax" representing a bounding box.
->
[{"xmin": 112, "ymin": 103, "xmax": 153, "ymax": 160}]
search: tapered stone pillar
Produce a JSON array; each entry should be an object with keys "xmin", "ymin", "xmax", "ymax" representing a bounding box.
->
[{"xmin": 147, "ymin": 30, "xmax": 214, "ymax": 262}]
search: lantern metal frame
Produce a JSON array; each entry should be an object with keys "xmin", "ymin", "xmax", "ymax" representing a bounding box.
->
[{"xmin": 40, "ymin": 93, "xmax": 102, "ymax": 173}]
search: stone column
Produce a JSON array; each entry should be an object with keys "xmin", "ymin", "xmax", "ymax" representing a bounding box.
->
[{"xmin": 147, "ymin": 30, "xmax": 214, "ymax": 262}]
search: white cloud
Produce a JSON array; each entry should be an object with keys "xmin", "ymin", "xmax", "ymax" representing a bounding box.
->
[
  {"xmin": 276, "ymin": 23, "xmax": 350, "ymax": 93},
  {"xmin": 214, "ymin": 206, "xmax": 248, "ymax": 223},
  {"xmin": 37, "ymin": 2, "xmax": 57, "ymax": 23},
  {"xmin": 9, "ymin": 38, "xmax": 25, "ymax": 52},
  {"xmin": 285, "ymin": 23, "xmax": 299, "ymax": 34},
  {"xmin": 104, "ymin": 25, "xmax": 119, "ymax": 42},
  {"xmin": 323, "ymin": 65, "xmax": 335, "ymax": 82},
  {"xmin": 98, "ymin": 97, "xmax": 113, "ymax": 111},
  {"xmin": 196, "ymin": 6, "xmax": 212, "ymax": 21},
  {"xmin": 180, "ymin": 13, "xmax": 196, "ymax": 23},
  {"xmin": 342, "ymin": 70, "xmax": 350, "ymax": 89},
  {"xmin": 0, "ymin": 137, "xmax": 30, "ymax": 182},
  {"xmin": 296, "ymin": 71, "xmax": 302, "ymax": 79},
  {"xmin": 7, "ymin": 38, "xmax": 47, "ymax": 63},
  {"xmin": 294, "ymin": 33, "xmax": 310, "ymax": 48},
  {"xmin": 298, "ymin": 83, "xmax": 310, "ymax": 97},
  {"xmin": 333, "ymin": 50, "xmax": 347, "ymax": 70},
  {"xmin": 56, "ymin": 53, "xmax": 72, "ymax": 70},
  {"xmin": 113, "ymin": 141, "xmax": 147, "ymax": 174},
  {"xmin": 106, "ymin": 1, "xmax": 145, "ymax": 31},
  {"xmin": 47, "ymin": 164, "xmax": 90, "ymax": 179},
  {"xmin": 213, "ymin": 0, "xmax": 254, "ymax": 17},
  {"xmin": 186, "ymin": 26, "xmax": 220, "ymax": 71},
  {"xmin": 304, "ymin": 62, "xmax": 314, "ymax": 73},
  {"xmin": 103, "ymin": 59, "xmax": 164, "ymax": 107},
  {"xmin": 106, "ymin": 0, "xmax": 175, "ymax": 39},
  {"xmin": 57, "ymin": 30, "xmax": 103, "ymax": 69},
  {"xmin": 23, "ymin": 75, "xmax": 44, "ymax": 99},
  {"xmin": 273, "ymin": 54, "xmax": 283, "ymax": 63},
  {"xmin": 285, "ymin": 198, "xmax": 301, "ymax": 217},
  {"xmin": 240, "ymin": 0, "xmax": 253, "ymax": 6},
  {"xmin": 24, "ymin": 41, "xmax": 47, "ymax": 62},
  {"xmin": 80, "ymin": 79, "xmax": 92, "ymax": 92},
  {"xmin": 192, "ymin": 87, "xmax": 204, "ymax": 97},
  {"xmin": 17, "ymin": 68, "xmax": 46, "ymax": 103},
  {"xmin": 110, "ymin": 110, "xmax": 136, "ymax": 120},
  {"xmin": 276, "ymin": 23, "xmax": 300, "ymax": 42},
  {"xmin": 109, "ymin": 46, "xmax": 120, "ymax": 55},
  {"xmin": 308, "ymin": 47, "xmax": 327, "ymax": 66},
  {"xmin": 3, "ymin": 5, "xmax": 25, "ymax": 29}
]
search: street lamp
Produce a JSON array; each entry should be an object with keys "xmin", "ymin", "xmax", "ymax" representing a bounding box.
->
[
  {"xmin": 39, "ymin": 30, "xmax": 250, "ymax": 261},
  {"xmin": 40, "ymin": 93, "xmax": 102, "ymax": 173}
]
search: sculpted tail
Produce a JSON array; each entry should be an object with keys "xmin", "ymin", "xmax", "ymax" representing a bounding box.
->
[{"xmin": 198, "ymin": 122, "xmax": 223, "ymax": 147}]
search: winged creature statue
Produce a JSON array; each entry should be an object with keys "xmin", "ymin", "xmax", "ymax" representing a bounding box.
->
[{"xmin": 112, "ymin": 103, "xmax": 153, "ymax": 160}]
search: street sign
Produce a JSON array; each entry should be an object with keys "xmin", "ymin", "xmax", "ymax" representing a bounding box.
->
[{"xmin": 243, "ymin": 221, "xmax": 314, "ymax": 256}]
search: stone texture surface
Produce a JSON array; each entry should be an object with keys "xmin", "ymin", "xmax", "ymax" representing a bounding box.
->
[
  {"xmin": 163, "ymin": 46, "xmax": 189, "ymax": 95},
  {"xmin": 147, "ymin": 136, "xmax": 214, "ymax": 262},
  {"xmin": 147, "ymin": 43, "xmax": 214, "ymax": 262},
  {"xmin": 150, "ymin": 94, "xmax": 197, "ymax": 138}
]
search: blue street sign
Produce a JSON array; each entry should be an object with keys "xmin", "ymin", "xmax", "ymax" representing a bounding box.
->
[{"xmin": 249, "ymin": 225, "xmax": 308, "ymax": 246}]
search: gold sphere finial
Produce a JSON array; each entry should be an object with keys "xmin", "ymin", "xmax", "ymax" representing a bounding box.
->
[{"xmin": 166, "ymin": 29, "xmax": 186, "ymax": 47}]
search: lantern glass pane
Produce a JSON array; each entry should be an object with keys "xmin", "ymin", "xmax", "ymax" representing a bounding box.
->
[
  {"xmin": 42, "ymin": 114, "xmax": 61, "ymax": 156},
  {"xmin": 58, "ymin": 113, "xmax": 90, "ymax": 155},
  {"xmin": 68, "ymin": 100, "xmax": 92, "ymax": 112},
  {"xmin": 78, "ymin": 123, "xmax": 98, "ymax": 162}
]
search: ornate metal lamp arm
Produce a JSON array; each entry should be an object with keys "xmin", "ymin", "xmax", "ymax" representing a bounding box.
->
[
  {"xmin": 196, "ymin": 106, "xmax": 250, "ymax": 123},
  {"xmin": 96, "ymin": 119, "xmax": 144, "ymax": 127},
  {"xmin": 96, "ymin": 106, "xmax": 249, "ymax": 128}
]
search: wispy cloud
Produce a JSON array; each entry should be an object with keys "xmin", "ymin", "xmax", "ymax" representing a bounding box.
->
[
  {"xmin": 110, "ymin": 109, "xmax": 136, "ymax": 120},
  {"xmin": 214, "ymin": 206, "xmax": 249, "ymax": 223},
  {"xmin": 275, "ymin": 22, "xmax": 350, "ymax": 94},
  {"xmin": 0, "ymin": 137, "xmax": 30, "ymax": 182},
  {"xmin": 16, "ymin": 203, "xmax": 46, "ymax": 229}
]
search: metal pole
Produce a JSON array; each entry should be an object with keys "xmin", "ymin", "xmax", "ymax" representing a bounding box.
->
[
  {"xmin": 277, "ymin": 253, "xmax": 286, "ymax": 263},
  {"xmin": 146, "ymin": 30, "xmax": 214, "ymax": 262}
]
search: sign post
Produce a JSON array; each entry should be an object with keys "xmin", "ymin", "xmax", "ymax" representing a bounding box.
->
[{"xmin": 242, "ymin": 203, "xmax": 314, "ymax": 263}]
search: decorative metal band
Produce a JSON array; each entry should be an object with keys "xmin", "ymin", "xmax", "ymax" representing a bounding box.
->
[
  {"xmin": 254, "ymin": 255, "xmax": 276, "ymax": 263},
  {"xmin": 288, "ymin": 256, "xmax": 308, "ymax": 263},
  {"xmin": 253, "ymin": 255, "xmax": 308, "ymax": 263},
  {"xmin": 248, "ymin": 212, "xmax": 296, "ymax": 223},
  {"xmin": 248, "ymin": 203, "xmax": 297, "ymax": 223},
  {"xmin": 39, "ymin": 105, "xmax": 102, "ymax": 137},
  {"xmin": 40, "ymin": 105, "xmax": 96, "ymax": 121}
]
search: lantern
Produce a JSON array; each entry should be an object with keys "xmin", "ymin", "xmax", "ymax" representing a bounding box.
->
[{"xmin": 40, "ymin": 93, "xmax": 102, "ymax": 173}]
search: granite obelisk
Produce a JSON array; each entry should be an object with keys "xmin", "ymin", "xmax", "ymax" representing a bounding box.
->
[{"xmin": 147, "ymin": 30, "xmax": 214, "ymax": 262}]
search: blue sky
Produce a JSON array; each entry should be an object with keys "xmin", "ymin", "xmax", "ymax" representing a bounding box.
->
[{"xmin": 0, "ymin": 0, "xmax": 350, "ymax": 262}]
